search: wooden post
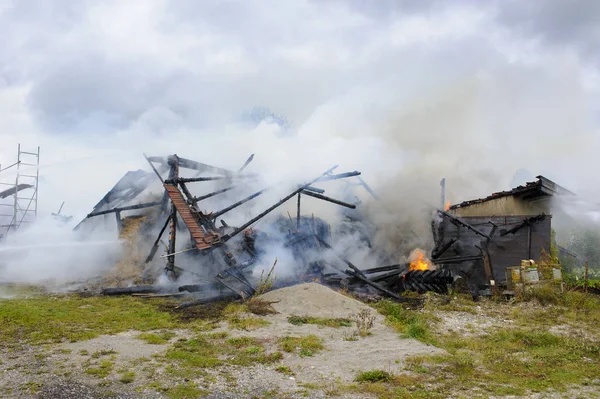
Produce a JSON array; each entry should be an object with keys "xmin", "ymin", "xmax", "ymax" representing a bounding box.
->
[
  {"xmin": 166, "ymin": 156, "xmax": 179, "ymax": 275},
  {"xmin": 296, "ymin": 193, "xmax": 301, "ymax": 232},
  {"xmin": 585, "ymin": 261, "xmax": 589, "ymax": 293}
]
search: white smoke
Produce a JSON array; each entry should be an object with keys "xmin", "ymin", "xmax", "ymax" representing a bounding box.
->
[{"xmin": 1, "ymin": 1, "xmax": 599, "ymax": 284}]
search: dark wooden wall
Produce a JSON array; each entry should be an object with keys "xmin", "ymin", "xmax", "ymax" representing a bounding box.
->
[{"xmin": 438, "ymin": 214, "xmax": 552, "ymax": 287}]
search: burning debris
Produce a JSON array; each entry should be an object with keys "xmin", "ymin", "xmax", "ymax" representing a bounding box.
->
[
  {"xmin": 69, "ymin": 158, "xmax": 573, "ymax": 306},
  {"xmin": 75, "ymin": 153, "xmax": 460, "ymax": 306}
]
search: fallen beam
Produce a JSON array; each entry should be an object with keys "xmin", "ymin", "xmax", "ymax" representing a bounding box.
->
[
  {"xmin": 87, "ymin": 201, "xmax": 162, "ymax": 218},
  {"xmin": 301, "ymin": 190, "xmax": 356, "ymax": 209},
  {"xmin": 222, "ymin": 165, "xmax": 339, "ymax": 242},
  {"xmin": 437, "ymin": 209, "xmax": 491, "ymax": 240},
  {"xmin": 213, "ymin": 188, "xmax": 268, "ymax": 219},
  {"xmin": 102, "ymin": 286, "xmax": 163, "ymax": 296},
  {"xmin": 362, "ymin": 264, "xmax": 409, "ymax": 274},
  {"xmin": 344, "ymin": 269, "xmax": 419, "ymax": 303},
  {"xmin": 147, "ymin": 155, "xmax": 233, "ymax": 176},
  {"xmin": 433, "ymin": 255, "xmax": 484, "ymax": 264},
  {"xmin": 317, "ymin": 171, "xmax": 361, "ymax": 182},
  {"xmin": 193, "ymin": 186, "xmax": 236, "ymax": 202}
]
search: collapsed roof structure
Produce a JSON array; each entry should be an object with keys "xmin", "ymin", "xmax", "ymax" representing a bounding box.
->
[{"xmin": 78, "ymin": 153, "xmax": 449, "ymax": 305}]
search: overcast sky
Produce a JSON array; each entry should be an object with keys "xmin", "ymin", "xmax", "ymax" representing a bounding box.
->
[{"xmin": 1, "ymin": 0, "xmax": 599, "ymax": 219}]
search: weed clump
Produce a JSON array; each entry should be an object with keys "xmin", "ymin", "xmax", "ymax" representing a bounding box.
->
[
  {"xmin": 355, "ymin": 369, "xmax": 393, "ymax": 383},
  {"xmin": 374, "ymin": 300, "xmax": 436, "ymax": 344},
  {"xmin": 137, "ymin": 331, "xmax": 176, "ymax": 345},
  {"xmin": 246, "ymin": 298, "xmax": 278, "ymax": 316},
  {"xmin": 287, "ymin": 315, "xmax": 352, "ymax": 328},
  {"xmin": 278, "ymin": 335, "xmax": 324, "ymax": 357},
  {"xmin": 353, "ymin": 309, "xmax": 375, "ymax": 337},
  {"xmin": 119, "ymin": 371, "xmax": 135, "ymax": 384}
]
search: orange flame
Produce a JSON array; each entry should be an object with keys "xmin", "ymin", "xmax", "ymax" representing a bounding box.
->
[
  {"xmin": 444, "ymin": 201, "xmax": 451, "ymax": 211},
  {"xmin": 409, "ymin": 249, "xmax": 432, "ymax": 271}
]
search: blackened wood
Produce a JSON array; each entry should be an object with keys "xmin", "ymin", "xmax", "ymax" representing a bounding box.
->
[
  {"xmin": 86, "ymin": 201, "xmax": 161, "ymax": 218},
  {"xmin": 222, "ymin": 166, "xmax": 339, "ymax": 241},
  {"xmin": 194, "ymin": 186, "xmax": 235, "ymax": 202},
  {"xmin": 438, "ymin": 209, "xmax": 491, "ymax": 239},
  {"xmin": 145, "ymin": 215, "xmax": 171, "ymax": 263},
  {"xmin": 301, "ymin": 190, "xmax": 357, "ymax": 209}
]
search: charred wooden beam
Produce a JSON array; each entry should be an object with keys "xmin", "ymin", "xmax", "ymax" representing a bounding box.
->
[
  {"xmin": 499, "ymin": 214, "xmax": 547, "ymax": 236},
  {"xmin": 362, "ymin": 264, "xmax": 409, "ymax": 274},
  {"xmin": 213, "ymin": 188, "xmax": 268, "ymax": 219},
  {"xmin": 296, "ymin": 193, "xmax": 301, "ymax": 231},
  {"xmin": 86, "ymin": 201, "xmax": 162, "ymax": 218},
  {"xmin": 431, "ymin": 238, "xmax": 457, "ymax": 259},
  {"xmin": 301, "ymin": 190, "xmax": 357, "ymax": 209},
  {"xmin": 144, "ymin": 153, "xmax": 165, "ymax": 183},
  {"xmin": 147, "ymin": 155, "xmax": 233, "ymax": 176},
  {"xmin": 239, "ymin": 154, "xmax": 254, "ymax": 172},
  {"xmin": 357, "ymin": 176, "xmax": 379, "ymax": 200},
  {"xmin": 344, "ymin": 269, "xmax": 419, "ymax": 303},
  {"xmin": 193, "ymin": 186, "xmax": 236, "ymax": 202},
  {"xmin": 303, "ymin": 185, "xmax": 325, "ymax": 194},
  {"xmin": 222, "ymin": 166, "xmax": 339, "ymax": 242},
  {"xmin": 166, "ymin": 176, "xmax": 227, "ymax": 184},
  {"xmin": 165, "ymin": 158, "xmax": 179, "ymax": 273},
  {"xmin": 433, "ymin": 254, "xmax": 483, "ymax": 264},
  {"xmin": 102, "ymin": 286, "xmax": 163, "ymax": 296},
  {"xmin": 145, "ymin": 215, "xmax": 172, "ymax": 263},
  {"xmin": 317, "ymin": 171, "xmax": 361, "ymax": 182},
  {"xmin": 437, "ymin": 209, "xmax": 491, "ymax": 240}
]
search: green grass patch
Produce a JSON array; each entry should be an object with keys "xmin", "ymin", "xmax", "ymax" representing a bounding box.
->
[
  {"xmin": 164, "ymin": 382, "xmax": 208, "ymax": 399},
  {"xmin": 119, "ymin": 371, "xmax": 135, "ymax": 384},
  {"xmin": 161, "ymin": 332, "xmax": 282, "ymax": 381},
  {"xmin": 0, "ymin": 295, "xmax": 177, "ymax": 345},
  {"xmin": 287, "ymin": 315, "xmax": 352, "ymax": 328},
  {"xmin": 374, "ymin": 300, "xmax": 437, "ymax": 344},
  {"xmin": 137, "ymin": 331, "xmax": 176, "ymax": 345},
  {"xmin": 227, "ymin": 336, "xmax": 259, "ymax": 348},
  {"xmin": 355, "ymin": 369, "xmax": 393, "ymax": 383},
  {"xmin": 278, "ymin": 335, "xmax": 324, "ymax": 357},
  {"xmin": 85, "ymin": 360, "xmax": 114, "ymax": 379},
  {"xmin": 227, "ymin": 315, "xmax": 270, "ymax": 330}
]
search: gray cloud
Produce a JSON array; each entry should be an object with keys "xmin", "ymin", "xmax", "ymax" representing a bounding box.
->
[
  {"xmin": 0, "ymin": 0, "xmax": 598, "ymax": 218},
  {"xmin": 494, "ymin": 0, "xmax": 600, "ymax": 63}
]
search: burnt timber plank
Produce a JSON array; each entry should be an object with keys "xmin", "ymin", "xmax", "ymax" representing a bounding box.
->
[{"xmin": 163, "ymin": 184, "xmax": 220, "ymax": 250}]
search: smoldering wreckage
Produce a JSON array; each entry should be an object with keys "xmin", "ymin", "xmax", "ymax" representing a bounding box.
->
[{"xmin": 16, "ymin": 153, "xmax": 570, "ymax": 307}]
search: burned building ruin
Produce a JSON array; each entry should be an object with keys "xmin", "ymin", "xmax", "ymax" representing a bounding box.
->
[{"xmin": 432, "ymin": 176, "xmax": 573, "ymax": 295}]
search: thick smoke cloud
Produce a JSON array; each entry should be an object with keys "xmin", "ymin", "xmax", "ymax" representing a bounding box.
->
[{"xmin": 0, "ymin": 0, "xmax": 599, "ymax": 283}]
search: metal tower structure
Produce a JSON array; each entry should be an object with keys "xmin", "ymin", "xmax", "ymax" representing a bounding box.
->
[{"xmin": 0, "ymin": 144, "xmax": 40, "ymax": 237}]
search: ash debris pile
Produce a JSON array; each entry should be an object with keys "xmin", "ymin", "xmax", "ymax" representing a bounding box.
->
[{"xmin": 77, "ymin": 153, "xmax": 458, "ymax": 307}]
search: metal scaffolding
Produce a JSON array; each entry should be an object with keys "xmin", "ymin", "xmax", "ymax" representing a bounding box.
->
[{"xmin": 0, "ymin": 144, "xmax": 40, "ymax": 238}]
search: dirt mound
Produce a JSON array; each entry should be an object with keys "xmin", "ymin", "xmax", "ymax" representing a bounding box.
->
[{"xmin": 259, "ymin": 283, "xmax": 371, "ymax": 318}]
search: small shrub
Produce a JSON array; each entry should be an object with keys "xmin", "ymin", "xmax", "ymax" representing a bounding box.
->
[
  {"xmin": 517, "ymin": 286, "xmax": 561, "ymax": 306},
  {"xmin": 246, "ymin": 298, "xmax": 278, "ymax": 315},
  {"xmin": 353, "ymin": 309, "xmax": 375, "ymax": 337},
  {"xmin": 355, "ymin": 369, "xmax": 392, "ymax": 383},
  {"xmin": 255, "ymin": 259, "xmax": 277, "ymax": 296}
]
